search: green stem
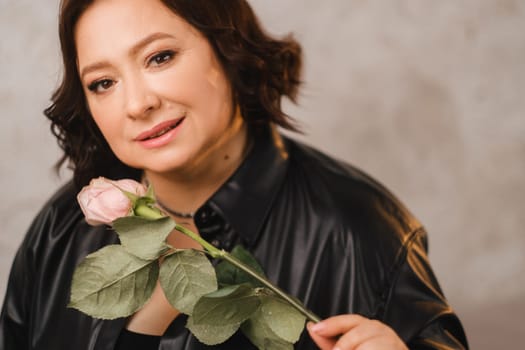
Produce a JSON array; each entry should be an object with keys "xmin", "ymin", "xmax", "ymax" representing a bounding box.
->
[
  {"xmin": 223, "ymin": 253, "xmax": 321, "ymax": 323},
  {"xmin": 174, "ymin": 224, "xmax": 321, "ymax": 323},
  {"xmin": 174, "ymin": 224, "xmax": 222, "ymax": 258}
]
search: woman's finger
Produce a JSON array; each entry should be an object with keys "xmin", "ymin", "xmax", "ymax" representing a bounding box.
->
[
  {"xmin": 308, "ymin": 314, "xmax": 367, "ymax": 337},
  {"xmin": 306, "ymin": 322, "xmax": 337, "ymax": 350},
  {"xmin": 332, "ymin": 321, "xmax": 383, "ymax": 350},
  {"xmin": 336, "ymin": 320, "xmax": 408, "ymax": 350}
]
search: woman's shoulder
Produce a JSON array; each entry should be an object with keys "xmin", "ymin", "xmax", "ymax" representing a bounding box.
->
[
  {"xmin": 45, "ymin": 179, "xmax": 80, "ymax": 209},
  {"xmin": 20, "ymin": 180, "xmax": 97, "ymax": 256},
  {"xmin": 283, "ymin": 136, "xmax": 423, "ymax": 247},
  {"xmin": 34, "ymin": 180, "xmax": 83, "ymax": 228},
  {"xmin": 284, "ymin": 136, "xmax": 395, "ymax": 194}
]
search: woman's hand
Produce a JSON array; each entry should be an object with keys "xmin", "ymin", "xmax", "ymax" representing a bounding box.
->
[{"xmin": 307, "ymin": 314, "xmax": 408, "ymax": 350}]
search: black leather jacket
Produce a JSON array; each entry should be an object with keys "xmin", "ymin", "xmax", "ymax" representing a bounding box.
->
[{"xmin": 0, "ymin": 127, "xmax": 468, "ymax": 349}]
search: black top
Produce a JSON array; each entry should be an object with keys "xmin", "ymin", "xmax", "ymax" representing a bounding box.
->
[
  {"xmin": 0, "ymin": 126, "xmax": 468, "ymax": 349},
  {"xmin": 114, "ymin": 329, "xmax": 161, "ymax": 349}
]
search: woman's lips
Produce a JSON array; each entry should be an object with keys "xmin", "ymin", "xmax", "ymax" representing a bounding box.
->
[
  {"xmin": 134, "ymin": 117, "xmax": 185, "ymax": 141},
  {"xmin": 134, "ymin": 117, "xmax": 185, "ymax": 149}
]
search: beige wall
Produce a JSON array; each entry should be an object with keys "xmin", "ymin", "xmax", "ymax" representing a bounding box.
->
[{"xmin": 1, "ymin": 0, "xmax": 523, "ymax": 348}]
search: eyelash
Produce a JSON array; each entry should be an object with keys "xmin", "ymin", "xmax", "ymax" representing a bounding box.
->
[
  {"xmin": 147, "ymin": 50, "xmax": 176, "ymax": 67},
  {"xmin": 87, "ymin": 79, "xmax": 114, "ymax": 93},
  {"xmin": 86, "ymin": 50, "xmax": 176, "ymax": 94}
]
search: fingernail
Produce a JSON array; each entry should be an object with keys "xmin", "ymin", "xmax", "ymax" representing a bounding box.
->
[{"xmin": 309, "ymin": 322, "xmax": 325, "ymax": 332}]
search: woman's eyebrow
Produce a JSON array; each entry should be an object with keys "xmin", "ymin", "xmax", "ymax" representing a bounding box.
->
[
  {"xmin": 79, "ymin": 32, "xmax": 175, "ymax": 79},
  {"xmin": 129, "ymin": 32, "xmax": 175, "ymax": 56}
]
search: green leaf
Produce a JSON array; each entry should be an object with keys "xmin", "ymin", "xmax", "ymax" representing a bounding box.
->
[
  {"xmin": 121, "ymin": 190, "xmax": 139, "ymax": 203},
  {"xmin": 215, "ymin": 245, "xmax": 266, "ymax": 287},
  {"xmin": 186, "ymin": 315, "xmax": 240, "ymax": 346},
  {"xmin": 145, "ymin": 184, "xmax": 156, "ymax": 200},
  {"xmin": 113, "ymin": 216, "xmax": 175, "ymax": 260},
  {"xmin": 192, "ymin": 284, "xmax": 260, "ymax": 326},
  {"xmin": 240, "ymin": 307, "xmax": 294, "ymax": 350},
  {"xmin": 260, "ymin": 295, "xmax": 306, "ymax": 343},
  {"xmin": 159, "ymin": 249, "xmax": 218, "ymax": 315},
  {"xmin": 68, "ymin": 245, "xmax": 158, "ymax": 319}
]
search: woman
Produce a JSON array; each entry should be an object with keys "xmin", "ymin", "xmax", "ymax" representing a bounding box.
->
[{"xmin": 0, "ymin": 0, "xmax": 468, "ymax": 349}]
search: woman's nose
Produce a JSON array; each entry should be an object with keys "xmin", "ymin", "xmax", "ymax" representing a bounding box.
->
[{"xmin": 124, "ymin": 78, "xmax": 160, "ymax": 119}]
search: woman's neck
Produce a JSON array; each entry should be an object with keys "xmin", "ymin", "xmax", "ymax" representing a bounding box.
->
[{"xmin": 145, "ymin": 122, "xmax": 250, "ymax": 214}]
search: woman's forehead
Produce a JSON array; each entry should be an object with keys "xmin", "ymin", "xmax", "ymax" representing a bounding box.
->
[
  {"xmin": 75, "ymin": 0, "xmax": 197, "ymax": 71},
  {"xmin": 75, "ymin": 0, "xmax": 186, "ymax": 40}
]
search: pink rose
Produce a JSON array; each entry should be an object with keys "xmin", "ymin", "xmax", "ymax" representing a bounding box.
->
[{"xmin": 77, "ymin": 177, "xmax": 147, "ymax": 226}]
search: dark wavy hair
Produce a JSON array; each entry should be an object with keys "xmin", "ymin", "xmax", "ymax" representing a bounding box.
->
[{"xmin": 45, "ymin": 0, "xmax": 303, "ymax": 188}]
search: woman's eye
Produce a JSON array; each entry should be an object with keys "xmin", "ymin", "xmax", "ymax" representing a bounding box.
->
[
  {"xmin": 87, "ymin": 79, "xmax": 114, "ymax": 93},
  {"xmin": 148, "ymin": 50, "xmax": 175, "ymax": 67}
]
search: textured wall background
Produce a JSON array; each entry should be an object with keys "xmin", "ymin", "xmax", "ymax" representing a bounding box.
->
[{"xmin": 1, "ymin": 0, "xmax": 523, "ymax": 348}]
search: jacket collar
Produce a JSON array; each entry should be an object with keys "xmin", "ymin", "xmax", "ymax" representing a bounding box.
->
[{"xmin": 206, "ymin": 125, "xmax": 289, "ymax": 247}]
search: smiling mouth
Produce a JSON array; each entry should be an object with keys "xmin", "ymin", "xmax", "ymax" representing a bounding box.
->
[
  {"xmin": 136, "ymin": 117, "xmax": 185, "ymax": 141},
  {"xmin": 145, "ymin": 119, "xmax": 184, "ymax": 140}
]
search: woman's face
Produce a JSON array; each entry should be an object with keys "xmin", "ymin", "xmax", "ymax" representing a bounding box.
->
[{"xmin": 75, "ymin": 0, "xmax": 246, "ymax": 177}]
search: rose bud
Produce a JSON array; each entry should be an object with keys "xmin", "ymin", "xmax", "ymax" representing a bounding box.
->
[{"xmin": 77, "ymin": 177, "xmax": 147, "ymax": 226}]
